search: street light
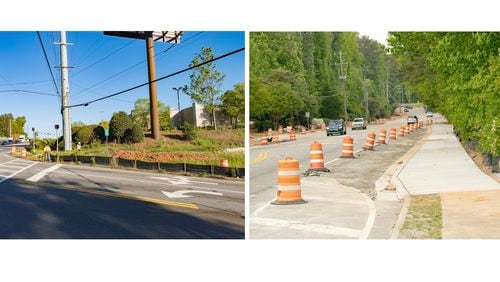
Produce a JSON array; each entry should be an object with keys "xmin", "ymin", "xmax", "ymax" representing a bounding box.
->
[{"xmin": 172, "ymin": 87, "xmax": 183, "ymax": 127}]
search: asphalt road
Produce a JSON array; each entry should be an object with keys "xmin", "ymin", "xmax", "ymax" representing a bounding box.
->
[
  {"xmin": 250, "ymin": 106, "xmax": 428, "ymax": 213},
  {"xmin": 0, "ymin": 147, "xmax": 244, "ymax": 239}
]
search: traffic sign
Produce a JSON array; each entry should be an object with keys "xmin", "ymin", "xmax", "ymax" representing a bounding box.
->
[{"xmin": 305, "ymin": 112, "xmax": 310, "ymax": 118}]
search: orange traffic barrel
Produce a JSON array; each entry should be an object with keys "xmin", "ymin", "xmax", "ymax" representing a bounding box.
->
[
  {"xmin": 378, "ymin": 129, "xmax": 387, "ymax": 144},
  {"xmin": 341, "ymin": 136, "xmax": 354, "ymax": 158},
  {"xmin": 390, "ymin": 128, "xmax": 397, "ymax": 140},
  {"xmin": 289, "ymin": 130, "xmax": 297, "ymax": 141},
  {"xmin": 310, "ymin": 126, "xmax": 315, "ymax": 133},
  {"xmin": 399, "ymin": 126, "xmax": 405, "ymax": 137},
  {"xmin": 272, "ymin": 131, "xmax": 279, "ymax": 143},
  {"xmin": 278, "ymin": 126, "xmax": 283, "ymax": 134},
  {"xmin": 272, "ymin": 157, "xmax": 306, "ymax": 205},
  {"xmin": 308, "ymin": 141, "xmax": 328, "ymax": 172},
  {"xmin": 220, "ymin": 159, "xmax": 229, "ymax": 168},
  {"xmin": 260, "ymin": 133, "xmax": 267, "ymax": 145},
  {"xmin": 363, "ymin": 132, "xmax": 376, "ymax": 150},
  {"xmin": 404, "ymin": 125, "xmax": 410, "ymax": 135},
  {"xmin": 21, "ymin": 148, "xmax": 27, "ymax": 158},
  {"xmin": 301, "ymin": 126, "xmax": 306, "ymax": 134},
  {"xmin": 10, "ymin": 146, "xmax": 16, "ymax": 154}
]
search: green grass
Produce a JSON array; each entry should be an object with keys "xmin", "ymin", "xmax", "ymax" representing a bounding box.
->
[{"xmin": 400, "ymin": 194, "xmax": 442, "ymax": 239}]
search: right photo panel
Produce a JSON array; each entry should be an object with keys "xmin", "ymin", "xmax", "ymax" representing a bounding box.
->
[{"xmin": 249, "ymin": 32, "xmax": 500, "ymax": 239}]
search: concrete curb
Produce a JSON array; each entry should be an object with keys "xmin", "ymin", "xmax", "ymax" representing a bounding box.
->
[
  {"xmin": 390, "ymin": 196, "xmax": 411, "ymax": 239},
  {"xmin": 390, "ymin": 125, "xmax": 433, "ymax": 199}
]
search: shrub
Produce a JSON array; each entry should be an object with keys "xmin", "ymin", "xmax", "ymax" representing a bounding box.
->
[
  {"xmin": 181, "ymin": 123, "xmax": 198, "ymax": 141},
  {"xmin": 73, "ymin": 125, "xmax": 96, "ymax": 145},
  {"xmin": 124, "ymin": 123, "xmax": 144, "ymax": 144},
  {"xmin": 110, "ymin": 111, "xmax": 133, "ymax": 143}
]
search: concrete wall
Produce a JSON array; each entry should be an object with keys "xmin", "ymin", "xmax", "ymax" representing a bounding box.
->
[{"xmin": 171, "ymin": 103, "xmax": 230, "ymax": 128}]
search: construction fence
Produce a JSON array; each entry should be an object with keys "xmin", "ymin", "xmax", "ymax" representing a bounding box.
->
[{"xmin": 50, "ymin": 154, "xmax": 244, "ymax": 178}]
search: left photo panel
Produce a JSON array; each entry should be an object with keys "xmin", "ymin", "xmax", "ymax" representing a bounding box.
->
[{"xmin": 0, "ymin": 31, "xmax": 245, "ymax": 239}]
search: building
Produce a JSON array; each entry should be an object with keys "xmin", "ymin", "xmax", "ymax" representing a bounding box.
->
[{"xmin": 170, "ymin": 103, "xmax": 230, "ymax": 128}]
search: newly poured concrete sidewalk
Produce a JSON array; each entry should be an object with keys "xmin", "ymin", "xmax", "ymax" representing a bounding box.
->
[
  {"xmin": 397, "ymin": 115, "xmax": 500, "ymax": 238},
  {"xmin": 398, "ymin": 117, "xmax": 500, "ymax": 195}
]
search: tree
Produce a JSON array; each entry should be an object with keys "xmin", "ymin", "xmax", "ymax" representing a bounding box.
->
[
  {"xmin": 130, "ymin": 98, "xmax": 150, "ymax": 130},
  {"xmin": 221, "ymin": 83, "xmax": 245, "ymax": 128},
  {"xmin": 0, "ymin": 113, "xmax": 26, "ymax": 137},
  {"xmin": 130, "ymin": 98, "xmax": 170, "ymax": 131},
  {"xmin": 110, "ymin": 111, "xmax": 133, "ymax": 143},
  {"xmin": 159, "ymin": 106, "xmax": 171, "ymax": 131},
  {"xmin": 183, "ymin": 47, "xmax": 225, "ymax": 130}
]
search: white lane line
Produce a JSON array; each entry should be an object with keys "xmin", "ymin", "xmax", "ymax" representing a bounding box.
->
[
  {"xmin": 0, "ymin": 162, "xmax": 38, "ymax": 184},
  {"xmin": 26, "ymin": 164, "xmax": 62, "ymax": 182},
  {"xmin": 358, "ymin": 193, "xmax": 377, "ymax": 240},
  {"xmin": 0, "ymin": 168, "xmax": 16, "ymax": 173},
  {"xmin": 251, "ymin": 217, "xmax": 361, "ymax": 238},
  {"xmin": 49, "ymin": 170, "xmax": 244, "ymax": 194}
]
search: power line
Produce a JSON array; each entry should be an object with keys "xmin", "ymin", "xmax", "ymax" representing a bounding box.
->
[
  {"xmin": 72, "ymin": 40, "xmax": 136, "ymax": 77},
  {"xmin": 68, "ymin": 47, "xmax": 244, "ymax": 108},
  {"xmin": 36, "ymin": 31, "xmax": 60, "ymax": 96},
  {"xmin": 72, "ymin": 31, "xmax": 204, "ymax": 98},
  {"xmin": 0, "ymin": 79, "xmax": 51, "ymax": 87},
  {"xmin": 0, "ymin": 89, "xmax": 58, "ymax": 97}
]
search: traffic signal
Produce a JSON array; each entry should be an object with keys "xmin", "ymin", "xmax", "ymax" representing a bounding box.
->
[{"xmin": 54, "ymin": 124, "xmax": 59, "ymax": 130}]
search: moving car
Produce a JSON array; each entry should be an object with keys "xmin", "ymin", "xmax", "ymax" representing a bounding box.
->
[
  {"xmin": 351, "ymin": 118, "xmax": 366, "ymax": 130},
  {"xmin": 426, "ymin": 112, "xmax": 433, "ymax": 117},
  {"xmin": 403, "ymin": 108, "xmax": 409, "ymax": 112},
  {"xmin": 326, "ymin": 119, "xmax": 346, "ymax": 136},
  {"xmin": 407, "ymin": 115, "xmax": 419, "ymax": 125}
]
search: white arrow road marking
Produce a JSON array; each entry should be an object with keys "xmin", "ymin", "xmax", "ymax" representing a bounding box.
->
[
  {"xmin": 150, "ymin": 176, "xmax": 218, "ymax": 186},
  {"xmin": 162, "ymin": 190, "xmax": 223, "ymax": 199},
  {"xmin": 26, "ymin": 164, "xmax": 62, "ymax": 182}
]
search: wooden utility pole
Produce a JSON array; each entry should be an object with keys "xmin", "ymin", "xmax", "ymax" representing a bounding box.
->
[{"xmin": 145, "ymin": 32, "xmax": 160, "ymax": 140}]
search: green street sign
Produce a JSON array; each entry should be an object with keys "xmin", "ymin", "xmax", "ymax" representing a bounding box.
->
[{"xmin": 104, "ymin": 129, "xmax": 109, "ymax": 137}]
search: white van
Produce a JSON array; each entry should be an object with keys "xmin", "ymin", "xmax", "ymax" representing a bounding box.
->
[{"xmin": 18, "ymin": 135, "xmax": 26, "ymax": 143}]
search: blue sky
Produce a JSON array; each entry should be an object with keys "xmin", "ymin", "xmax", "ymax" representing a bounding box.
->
[{"xmin": 0, "ymin": 31, "xmax": 245, "ymax": 138}]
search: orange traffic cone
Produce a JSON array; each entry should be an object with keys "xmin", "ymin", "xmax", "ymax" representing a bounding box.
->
[
  {"xmin": 261, "ymin": 133, "xmax": 267, "ymax": 145},
  {"xmin": 390, "ymin": 128, "xmax": 397, "ymax": 140},
  {"xmin": 341, "ymin": 136, "xmax": 354, "ymax": 158},
  {"xmin": 272, "ymin": 157, "xmax": 306, "ymax": 205},
  {"xmin": 363, "ymin": 132, "xmax": 376, "ymax": 150},
  {"xmin": 378, "ymin": 129, "xmax": 387, "ymax": 144},
  {"xmin": 306, "ymin": 141, "xmax": 330, "ymax": 174}
]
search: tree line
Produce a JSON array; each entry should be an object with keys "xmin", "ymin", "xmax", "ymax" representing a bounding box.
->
[
  {"xmin": 250, "ymin": 32, "xmax": 402, "ymax": 130},
  {"xmin": 0, "ymin": 114, "xmax": 26, "ymax": 137},
  {"xmin": 388, "ymin": 32, "xmax": 499, "ymax": 155}
]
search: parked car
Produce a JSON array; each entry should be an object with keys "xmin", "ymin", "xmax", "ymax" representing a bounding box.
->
[
  {"xmin": 0, "ymin": 140, "xmax": 8, "ymax": 145},
  {"xmin": 326, "ymin": 119, "xmax": 346, "ymax": 136},
  {"xmin": 351, "ymin": 118, "xmax": 366, "ymax": 130},
  {"xmin": 403, "ymin": 108, "xmax": 409, "ymax": 112},
  {"xmin": 426, "ymin": 112, "xmax": 433, "ymax": 117},
  {"xmin": 407, "ymin": 115, "xmax": 419, "ymax": 125}
]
